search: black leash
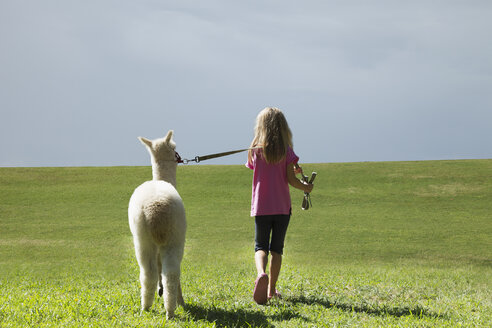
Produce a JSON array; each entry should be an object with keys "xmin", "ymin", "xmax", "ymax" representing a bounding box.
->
[{"xmin": 175, "ymin": 148, "xmax": 257, "ymax": 164}]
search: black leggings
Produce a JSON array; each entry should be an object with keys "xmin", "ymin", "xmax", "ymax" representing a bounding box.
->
[{"xmin": 254, "ymin": 214, "xmax": 291, "ymax": 255}]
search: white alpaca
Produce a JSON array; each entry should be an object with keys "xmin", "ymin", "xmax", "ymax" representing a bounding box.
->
[{"xmin": 128, "ymin": 130, "xmax": 186, "ymax": 319}]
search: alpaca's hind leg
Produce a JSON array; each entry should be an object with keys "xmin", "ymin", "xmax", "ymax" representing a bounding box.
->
[
  {"xmin": 160, "ymin": 247, "xmax": 184, "ymax": 319},
  {"xmin": 135, "ymin": 242, "xmax": 159, "ymax": 311},
  {"xmin": 162, "ymin": 271, "xmax": 179, "ymax": 319}
]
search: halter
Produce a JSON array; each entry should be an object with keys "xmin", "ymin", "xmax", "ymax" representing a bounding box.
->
[{"xmin": 174, "ymin": 151, "xmax": 185, "ymax": 164}]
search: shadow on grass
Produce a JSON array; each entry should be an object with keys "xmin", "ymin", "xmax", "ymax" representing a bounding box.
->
[
  {"xmin": 183, "ymin": 302, "xmax": 305, "ymax": 328},
  {"xmin": 286, "ymin": 295, "xmax": 447, "ymax": 319}
]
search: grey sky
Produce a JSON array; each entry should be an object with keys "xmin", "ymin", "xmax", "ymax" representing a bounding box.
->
[{"xmin": 1, "ymin": 1, "xmax": 491, "ymax": 167}]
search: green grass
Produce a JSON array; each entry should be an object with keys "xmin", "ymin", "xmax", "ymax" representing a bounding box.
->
[{"xmin": 0, "ymin": 160, "xmax": 491, "ymax": 327}]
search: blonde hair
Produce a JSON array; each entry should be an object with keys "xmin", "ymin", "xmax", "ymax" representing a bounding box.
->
[{"xmin": 248, "ymin": 107, "xmax": 293, "ymax": 164}]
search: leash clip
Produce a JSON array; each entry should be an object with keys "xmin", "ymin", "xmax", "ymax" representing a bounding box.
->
[
  {"xmin": 174, "ymin": 151, "xmax": 200, "ymax": 164},
  {"xmin": 180, "ymin": 157, "xmax": 198, "ymax": 165}
]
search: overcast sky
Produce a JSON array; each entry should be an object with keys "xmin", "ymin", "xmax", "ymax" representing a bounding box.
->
[{"xmin": 1, "ymin": 0, "xmax": 491, "ymax": 167}]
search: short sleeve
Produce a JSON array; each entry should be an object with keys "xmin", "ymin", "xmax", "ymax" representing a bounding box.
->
[{"xmin": 245, "ymin": 150, "xmax": 255, "ymax": 170}]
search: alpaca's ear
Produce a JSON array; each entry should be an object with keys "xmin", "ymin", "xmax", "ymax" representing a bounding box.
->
[
  {"xmin": 138, "ymin": 137, "xmax": 153, "ymax": 149},
  {"xmin": 164, "ymin": 130, "xmax": 174, "ymax": 144}
]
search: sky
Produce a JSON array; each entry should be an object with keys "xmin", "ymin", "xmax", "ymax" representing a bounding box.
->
[{"xmin": 1, "ymin": 0, "xmax": 491, "ymax": 167}]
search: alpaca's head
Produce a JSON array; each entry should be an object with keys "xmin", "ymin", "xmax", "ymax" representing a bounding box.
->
[{"xmin": 138, "ymin": 130, "xmax": 178, "ymax": 183}]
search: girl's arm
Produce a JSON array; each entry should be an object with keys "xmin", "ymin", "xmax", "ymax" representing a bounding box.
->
[{"xmin": 287, "ymin": 162, "xmax": 314, "ymax": 193}]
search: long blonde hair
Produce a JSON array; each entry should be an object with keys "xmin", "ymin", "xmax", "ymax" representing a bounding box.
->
[{"xmin": 248, "ymin": 107, "xmax": 293, "ymax": 164}]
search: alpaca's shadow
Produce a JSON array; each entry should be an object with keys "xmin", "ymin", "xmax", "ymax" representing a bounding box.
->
[
  {"xmin": 183, "ymin": 302, "xmax": 304, "ymax": 328},
  {"xmin": 286, "ymin": 295, "xmax": 446, "ymax": 319}
]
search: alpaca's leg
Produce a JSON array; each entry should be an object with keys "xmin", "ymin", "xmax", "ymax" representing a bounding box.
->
[
  {"xmin": 162, "ymin": 270, "xmax": 179, "ymax": 319},
  {"xmin": 135, "ymin": 240, "xmax": 159, "ymax": 311},
  {"xmin": 160, "ymin": 247, "xmax": 184, "ymax": 319}
]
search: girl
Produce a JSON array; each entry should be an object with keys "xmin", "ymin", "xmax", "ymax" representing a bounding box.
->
[{"xmin": 246, "ymin": 107, "xmax": 314, "ymax": 305}]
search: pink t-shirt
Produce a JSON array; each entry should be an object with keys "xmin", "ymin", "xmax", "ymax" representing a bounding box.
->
[{"xmin": 246, "ymin": 147, "xmax": 299, "ymax": 216}]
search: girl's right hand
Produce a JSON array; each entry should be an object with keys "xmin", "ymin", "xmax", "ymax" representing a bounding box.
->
[{"xmin": 304, "ymin": 182, "xmax": 314, "ymax": 193}]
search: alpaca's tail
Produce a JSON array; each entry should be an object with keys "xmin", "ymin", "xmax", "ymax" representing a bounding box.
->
[
  {"xmin": 143, "ymin": 200, "xmax": 184, "ymax": 245},
  {"xmin": 144, "ymin": 204, "xmax": 172, "ymax": 245}
]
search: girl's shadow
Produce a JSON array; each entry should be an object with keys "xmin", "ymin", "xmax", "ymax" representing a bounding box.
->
[{"xmin": 181, "ymin": 295, "xmax": 445, "ymax": 326}]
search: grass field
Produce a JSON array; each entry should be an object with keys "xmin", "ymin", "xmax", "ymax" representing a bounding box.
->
[{"xmin": 0, "ymin": 160, "xmax": 491, "ymax": 327}]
